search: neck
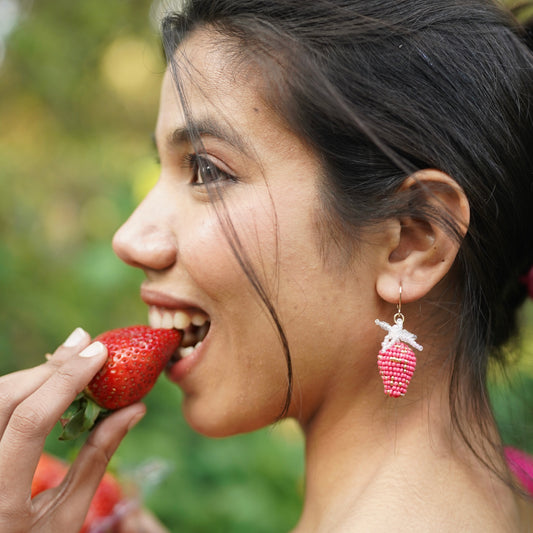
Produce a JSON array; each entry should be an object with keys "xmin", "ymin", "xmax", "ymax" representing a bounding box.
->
[{"xmin": 292, "ymin": 379, "xmax": 522, "ymax": 532}]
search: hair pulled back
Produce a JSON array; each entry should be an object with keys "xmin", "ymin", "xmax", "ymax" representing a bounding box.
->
[{"xmin": 161, "ymin": 0, "xmax": 533, "ymax": 454}]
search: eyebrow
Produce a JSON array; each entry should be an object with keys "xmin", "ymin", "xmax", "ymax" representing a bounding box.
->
[{"xmin": 158, "ymin": 117, "xmax": 250, "ymax": 156}]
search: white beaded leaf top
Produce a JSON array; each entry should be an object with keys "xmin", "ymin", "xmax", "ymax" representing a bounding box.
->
[{"xmin": 375, "ymin": 316, "xmax": 423, "ymax": 352}]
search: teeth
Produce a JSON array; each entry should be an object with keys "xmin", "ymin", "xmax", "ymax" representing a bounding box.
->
[
  {"xmin": 179, "ymin": 346, "xmax": 195, "ymax": 358},
  {"xmin": 191, "ymin": 313, "xmax": 208, "ymax": 327},
  {"xmin": 162, "ymin": 311, "xmax": 174, "ymax": 329},
  {"xmin": 173, "ymin": 311, "xmax": 192, "ymax": 330},
  {"xmin": 149, "ymin": 307, "xmax": 162, "ymax": 328},
  {"xmin": 148, "ymin": 307, "xmax": 207, "ymax": 332},
  {"xmin": 179, "ymin": 341, "xmax": 202, "ymax": 359}
]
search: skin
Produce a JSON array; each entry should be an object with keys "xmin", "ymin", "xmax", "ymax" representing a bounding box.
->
[
  {"xmin": 1, "ymin": 28, "xmax": 531, "ymax": 532},
  {"xmin": 113, "ymin": 36, "xmax": 389, "ymax": 438},
  {"xmin": 112, "ymin": 30, "xmax": 532, "ymax": 531},
  {"xmin": 0, "ymin": 329, "xmax": 146, "ymax": 532}
]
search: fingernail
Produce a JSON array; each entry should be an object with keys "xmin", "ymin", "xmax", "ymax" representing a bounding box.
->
[
  {"xmin": 79, "ymin": 341, "xmax": 106, "ymax": 358},
  {"xmin": 63, "ymin": 327, "xmax": 88, "ymax": 348}
]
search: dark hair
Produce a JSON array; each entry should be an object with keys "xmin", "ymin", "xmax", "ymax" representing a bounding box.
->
[{"xmin": 161, "ymin": 0, "xmax": 533, "ymax": 470}]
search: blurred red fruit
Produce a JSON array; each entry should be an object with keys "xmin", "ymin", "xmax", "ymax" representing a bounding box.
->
[{"xmin": 32, "ymin": 453, "xmax": 125, "ymax": 533}]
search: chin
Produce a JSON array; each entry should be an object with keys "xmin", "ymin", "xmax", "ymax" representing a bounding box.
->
[{"xmin": 181, "ymin": 396, "xmax": 283, "ymax": 438}]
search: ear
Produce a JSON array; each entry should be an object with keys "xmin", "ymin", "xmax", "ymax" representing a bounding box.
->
[{"xmin": 375, "ymin": 169, "xmax": 470, "ymax": 305}]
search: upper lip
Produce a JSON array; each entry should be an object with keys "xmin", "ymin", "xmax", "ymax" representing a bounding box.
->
[{"xmin": 140, "ymin": 285, "xmax": 206, "ymax": 313}]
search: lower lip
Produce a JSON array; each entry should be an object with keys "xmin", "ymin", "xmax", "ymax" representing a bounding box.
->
[{"xmin": 166, "ymin": 333, "xmax": 208, "ymax": 383}]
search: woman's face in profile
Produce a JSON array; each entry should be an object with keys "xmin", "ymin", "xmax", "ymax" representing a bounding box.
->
[{"xmin": 113, "ymin": 30, "xmax": 383, "ymax": 436}]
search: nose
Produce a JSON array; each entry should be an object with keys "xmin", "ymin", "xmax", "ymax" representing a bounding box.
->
[{"xmin": 112, "ymin": 187, "xmax": 178, "ymax": 272}]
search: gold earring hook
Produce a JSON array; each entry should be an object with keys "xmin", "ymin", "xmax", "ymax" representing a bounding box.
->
[{"xmin": 394, "ymin": 285, "xmax": 404, "ymax": 324}]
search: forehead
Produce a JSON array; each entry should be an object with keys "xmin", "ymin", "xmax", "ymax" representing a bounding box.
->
[
  {"xmin": 156, "ymin": 29, "xmax": 269, "ymax": 143},
  {"xmin": 155, "ymin": 28, "xmax": 320, "ymax": 182}
]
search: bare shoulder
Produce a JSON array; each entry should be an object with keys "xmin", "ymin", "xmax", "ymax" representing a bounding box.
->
[
  {"xmin": 296, "ymin": 460, "xmax": 533, "ymax": 533},
  {"xmin": 320, "ymin": 492, "xmax": 532, "ymax": 533}
]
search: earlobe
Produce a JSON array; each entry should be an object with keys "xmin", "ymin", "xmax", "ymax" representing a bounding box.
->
[{"xmin": 376, "ymin": 170, "xmax": 470, "ymax": 304}]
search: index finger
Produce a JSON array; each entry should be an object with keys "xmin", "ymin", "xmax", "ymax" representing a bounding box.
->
[
  {"xmin": 0, "ymin": 328, "xmax": 91, "ymax": 439},
  {"xmin": 0, "ymin": 342, "xmax": 107, "ymax": 507}
]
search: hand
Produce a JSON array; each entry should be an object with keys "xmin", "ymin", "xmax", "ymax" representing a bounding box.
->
[{"xmin": 0, "ymin": 327, "xmax": 146, "ymax": 532}]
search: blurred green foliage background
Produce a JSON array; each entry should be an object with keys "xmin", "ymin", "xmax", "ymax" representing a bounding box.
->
[{"xmin": 0, "ymin": 1, "xmax": 532, "ymax": 531}]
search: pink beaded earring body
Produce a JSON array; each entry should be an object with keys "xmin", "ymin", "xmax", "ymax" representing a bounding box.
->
[{"xmin": 375, "ymin": 286, "xmax": 423, "ymax": 397}]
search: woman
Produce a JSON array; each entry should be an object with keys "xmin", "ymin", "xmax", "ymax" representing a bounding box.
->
[{"xmin": 1, "ymin": 0, "xmax": 532, "ymax": 530}]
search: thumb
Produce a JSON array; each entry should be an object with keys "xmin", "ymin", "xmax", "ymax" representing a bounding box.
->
[{"xmin": 59, "ymin": 404, "xmax": 146, "ymax": 521}]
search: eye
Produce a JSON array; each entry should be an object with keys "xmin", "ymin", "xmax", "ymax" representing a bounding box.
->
[{"xmin": 186, "ymin": 153, "xmax": 237, "ymax": 186}]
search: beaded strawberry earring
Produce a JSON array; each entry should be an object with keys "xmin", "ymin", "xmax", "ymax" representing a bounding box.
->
[{"xmin": 375, "ymin": 286, "xmax": 423, "ymax": 397}]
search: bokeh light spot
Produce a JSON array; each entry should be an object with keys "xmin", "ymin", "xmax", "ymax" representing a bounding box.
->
[
  {"xmin": 132, "ymin": 156, "xmax": 160, "ymax": 202},
  {"xmin": 100, "ymin": 36, "xmax": 162, "ymax": 101},
  {"xmin": 42, "ymin": 194, "xmax": 82, "ymax": 249}
]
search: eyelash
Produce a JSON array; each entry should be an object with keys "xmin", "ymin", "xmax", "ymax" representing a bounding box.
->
[{"xmin": 184, "ymin": 153, "xmax": 238, "ymax": 187}]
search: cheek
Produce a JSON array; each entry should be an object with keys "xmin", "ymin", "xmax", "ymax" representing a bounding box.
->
[
  {"xmin": 185, "ymin": 198, "xmax": 281, "ymax": 293},
  {"xmin": 180, "ymin": 214, "xmax": 243, "ymax": 291},
  {"xmin": 177, "ymin": 203, "xmax": 291, "ymax": 432}
]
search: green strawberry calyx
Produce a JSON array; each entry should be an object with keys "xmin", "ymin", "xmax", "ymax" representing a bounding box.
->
[{"xmin": 59, "ymin": 393, "xmax": 109, "ymax": 441}]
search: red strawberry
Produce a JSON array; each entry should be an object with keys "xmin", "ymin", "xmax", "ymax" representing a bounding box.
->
[
  {"xmin": 60, "ymin": 326, "xmax": 181, "ymax": 440},
  {"xmin": 32, "ymin": 453, "xmax": 124, "ymax": 533},
  {"xmin": 88, "ymin": 326, "xmax": 181, "ymax": 410}
]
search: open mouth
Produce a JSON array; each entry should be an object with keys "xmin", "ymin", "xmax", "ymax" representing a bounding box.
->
[{"xmin": 148, "ymin": 306, "xmax": 211, "ymax": 362}]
